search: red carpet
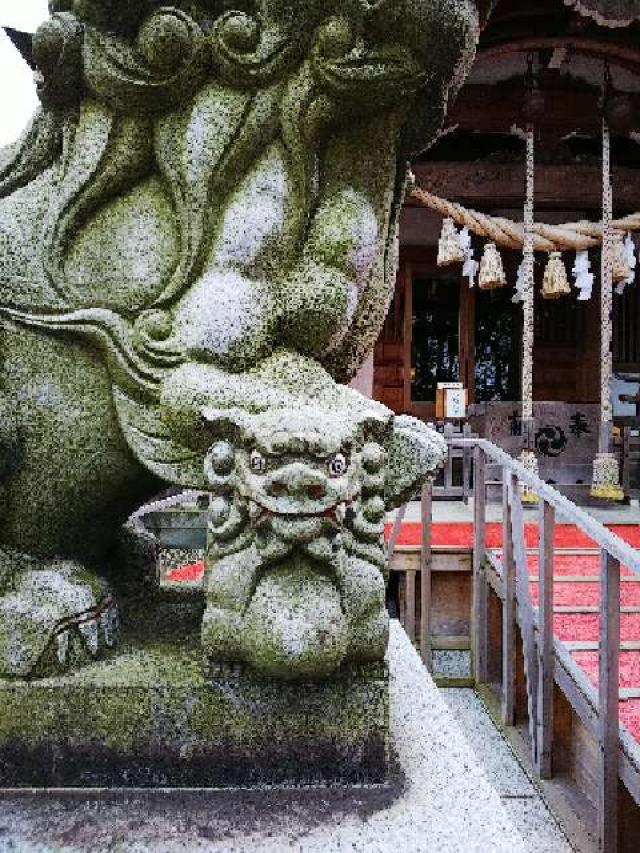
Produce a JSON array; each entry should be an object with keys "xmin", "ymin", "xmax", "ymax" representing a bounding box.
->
[
  {"xmin": 519, "ymin": 553, "xmax": 634, "ymax": 577},
  {"xmin": 168, "ymin": 561, "xmax": 204, "ymax": 583},
  {"xmin": 620, "ymin": 700, "xmax": 640, "ymax": 742},
  {"xmin": 384, "ymin": 521, "xmax": 640, "ymax": 550},
  {"xmin": 553, "ymin": 613, "xmax": 640, "ymax": 642},
  {"xmin": 529, "ymin": 581, "xmax": 640, "ymax": 608},
  {"xmin": 571, "ymin": 650, "xmax": 640, "ymax": 690},
  {"xmin": 386, "ymin": 521, "xmax": 640, "ymax": 747},
  {"xmin": 571, "ymin": 652, "xmax": 640, "ymax": 742}
]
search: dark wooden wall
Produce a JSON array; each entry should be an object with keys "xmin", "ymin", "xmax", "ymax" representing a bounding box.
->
[{"xmin": 373, "ymin": 249, "xmax": 630, "ymax": 415}]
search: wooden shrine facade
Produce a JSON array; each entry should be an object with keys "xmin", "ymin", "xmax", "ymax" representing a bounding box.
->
[
  {"xmin": 372, "ymin": 0, "xmax": 640, "ymax": 495},
  {"xmin": 375, "ymin": 244, "xmax": 640, "ymax": 414}
]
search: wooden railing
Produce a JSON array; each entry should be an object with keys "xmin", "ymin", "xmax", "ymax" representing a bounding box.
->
[
  {"xmin": 621, "ymin": 425, "xmax": 640, "ymax": 500},
  {"xmin": 391, "ymin": 437, "xmax": 640, "ymax": 853},
  {"xmin": 431, "ymin": 423, "xmax": 476, "ymax": 501}
]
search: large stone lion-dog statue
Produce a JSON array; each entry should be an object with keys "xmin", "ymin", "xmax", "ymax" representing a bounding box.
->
[{"xmin": 0, "ymin": 0, "xmax": 491, "ymax": 679}]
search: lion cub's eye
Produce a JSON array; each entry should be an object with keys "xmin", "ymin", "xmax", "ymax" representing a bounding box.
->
[
  {"xmin": 327, "ymin": 453, "xmax": 348, "ymax": 477},
  {"xmin": 249, "ymin": 450, "xmax": 267, "ymax": 473}
]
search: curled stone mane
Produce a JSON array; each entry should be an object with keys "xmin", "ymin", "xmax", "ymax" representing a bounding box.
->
[{"xmin": 0, "ymin": 0, "xmax": 484, "ymax": 395}]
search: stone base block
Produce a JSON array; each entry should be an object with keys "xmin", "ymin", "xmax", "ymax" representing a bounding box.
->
[
  {"xmin": 0, "ymin": 634, "xmax": 388, "ymax": 788},
  {"xmin": 0, "ymin": 623, "xmax": 525, "ymax": 853}
]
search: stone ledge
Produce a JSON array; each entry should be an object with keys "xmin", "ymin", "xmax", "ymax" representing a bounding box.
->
[{"xmin": 0, "ymin": 633, "xmax": 388, "ymax": 788}]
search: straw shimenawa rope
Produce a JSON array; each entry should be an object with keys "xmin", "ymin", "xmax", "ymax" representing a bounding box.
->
[{"xmin": 410, "ymin": 184, "xmax": 640, "ymax": 253}]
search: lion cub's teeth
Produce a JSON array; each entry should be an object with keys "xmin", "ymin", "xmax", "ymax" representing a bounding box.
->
[
  {"xmin": 56, "ymin": 631, "xmax": 69, "ymax": 665},
  {"xmin": 100, "ymin": 606, "xmax": 118, "ymax": 648},
  {"xmin": 335, "ymin": 503, "xmax": 347, "ymax": 523}
]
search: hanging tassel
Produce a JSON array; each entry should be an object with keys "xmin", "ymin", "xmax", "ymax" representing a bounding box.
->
[
  {"xmin": 615, "ymin": 232, "xmax": 637, "ymax": 295},
  {"xmin": 459, "ymin": 227, "xmax": 478, "ymax": 287},
  {"xmin": 625, "ymin": 232, "xmax": 637, "ymax": 279},
  {"xmin": 478, "ymin": 242, "xmax": 507, "ymax": 289},
  {"xmin": 512, "ymin": 259, "xmax": 526, "ymax": 303},
  {"xmin": 541, "ymin": 251, "xmax": 571, "ymax": 299},
  {"xmin": 437, "ymin": 217, "xmax": 465, "ymax": 266},
  {"xmin": 572, "ymin": 250, "xmax": 594, "ymax": 301},
  {"xmin": 590, "ymin": 452, "xmax": 625, "ymax": 501},
  {"xmin": 611, "ymin": 231, "xmax": 631, "ymax": 284}
]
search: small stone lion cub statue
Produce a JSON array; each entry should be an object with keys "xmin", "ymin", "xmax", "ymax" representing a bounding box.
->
[{"xmin": 161, "ymin": 354, "xmax": 445, "ymax": 681}]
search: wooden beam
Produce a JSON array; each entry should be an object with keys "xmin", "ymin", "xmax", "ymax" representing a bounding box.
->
[
  {"xmin": 564, "ymin": 641, "xmax": 640, "ymax": 651},
  {"xmin": 537, "ymin": 500, "xmax": 556, "ymax": 779},
  {"xmin": 554, "ymin": 606, "xmax": 640, "ymax": 614},
  {"xmin": 410, "ymin": 162, "xmax": 640, "ymax": 212},
  {"xmin": 619, "ymin": 689, "xmax": 640, "ymax": 700},
  {"xmin": 529, "ymin": 577, "xmax": 640, "ymax": 584},
  {"xmin": 598, "ymin": 551, "xmax": 621, "ymax": 853},
  {"xmin": 502, "ymin": 473, "xmax": 517, "ymax": 726},
  {"xmin": 447, "ymin": 81, "xmax": 640, "ymax": 137},
  {"xmin": 405, "ymin": 569, "xmax": 416, "ymax": 645},
  {"xmin": 473, "ymin": 447, "xmax": 488, "ymax": 684},
  {"xmin": 432, "ymin": 636, "xmax": 472, "ymax": 651},
  {"xmin": 420, "ymin": 483, "xmax": 433, "ymax": 670}
]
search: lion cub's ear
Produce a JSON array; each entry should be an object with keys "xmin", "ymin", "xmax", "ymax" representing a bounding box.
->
[
  {"xmin": 200, "ymin": 406, "xmax": 254, "ymax": 445},
  {"xmin": 384, "ymin": 416, "xmax": 447, "ymax": 511},
  {"xmin": 354, "ymin": 411, "xmax": 392, "ymax": 445}
]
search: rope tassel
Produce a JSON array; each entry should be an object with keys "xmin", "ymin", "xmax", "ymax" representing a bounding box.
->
[
  {"xmin": 478, "ymin": 242, "xmax": 506, "ymax": 289},
  {"xmin": 437, "ymin": 217, "xmax": 465, "ymax": 266},
  {"xmin": 541, "ymin": 252, "xmax": 571, "ymax": 299}
]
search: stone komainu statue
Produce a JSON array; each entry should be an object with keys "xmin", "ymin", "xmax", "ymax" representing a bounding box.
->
[{"xmin": 0, "ymin": 0, "xmax": 490, "ymax": 679}]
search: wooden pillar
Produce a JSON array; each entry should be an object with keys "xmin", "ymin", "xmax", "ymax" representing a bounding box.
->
[
  {"xmin": 502, "ymin": 471, "xmax": 517, "ymax": 726},
  {"xmin": 598, "ymin": 551, "xmax": 620, "ymax": 853},
  {"xmin": 405, "ymin": 569, "xmax": 416, "ymax": 645},
  {"xmin": 537, "ymin": 500, "xmax": 555, "ymax": 779},
  {"xmin": 387, "ymin": 504, "xmax": 407, "ymax": 561},
  {"xmin": 402, "ymin": 261, "xmax": 414, "ymax": 413},
  {"xmin": 459, "ymin": 270, "xmax": 476, "ymax": 402},
  {"xmin": 473, "ymin": 446, "xmax": 488, "ymax": 683},
  {"xmin": 420, "ymin": 482, "xmax": 433, "ymax": 670}
]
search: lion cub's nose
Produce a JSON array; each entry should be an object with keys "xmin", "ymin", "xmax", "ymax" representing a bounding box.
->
[{"xmin": 265, "ymin": 464, "xmax": 327, "ymax": 499}]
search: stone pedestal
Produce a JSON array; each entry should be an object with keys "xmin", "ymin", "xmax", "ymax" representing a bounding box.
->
[
  {"xmin": 0, "ymin": 617, "xmax": 388, "ymax": 788},
  {"xmin": 0, "ymin": 623, "xmax": 525, "ymax": 853}
]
